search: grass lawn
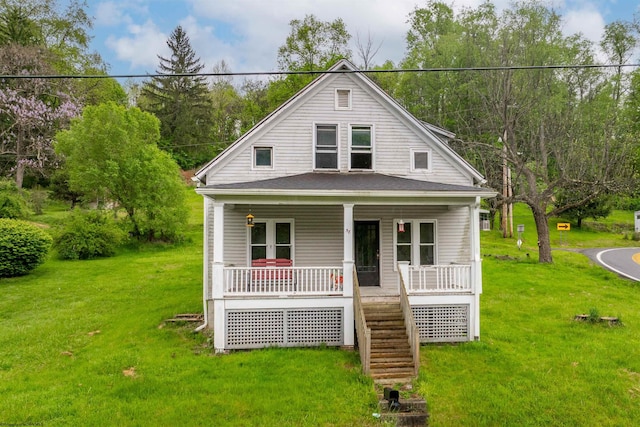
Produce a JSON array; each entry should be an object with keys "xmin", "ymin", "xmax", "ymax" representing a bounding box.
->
[{"xmin": 1, "ymin": 197, "xmax": 640, "ymax": 425}]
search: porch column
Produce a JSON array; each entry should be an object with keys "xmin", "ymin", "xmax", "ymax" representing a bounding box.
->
[
  {"xmin": 212, "ymin": 202, "xmax": 226, "ymax": 351},
  {"xmin": 342, "ymin": 204, "xmax": 354, "ymax": 297},
  {"xmin": 469, "ymin": 197, "xmax": 482, "ymax": 339},
  {"xmin": 343, "ymin": 203, "xmax": 355, "ymax": 347}
]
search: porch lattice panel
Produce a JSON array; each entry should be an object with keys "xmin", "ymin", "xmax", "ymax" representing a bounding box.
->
[
  {"xmin": 226, "ymin": 308, "xmax": 343, "ymax": 349},
  {"xmin": 412, "ymin": 305, "xmax": 470, "ymax": 343}
]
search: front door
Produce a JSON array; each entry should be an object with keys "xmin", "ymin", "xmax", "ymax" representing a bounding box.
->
[{"xmin": 354, "ymin": 221, "xmax": 380, "ymax": 286}]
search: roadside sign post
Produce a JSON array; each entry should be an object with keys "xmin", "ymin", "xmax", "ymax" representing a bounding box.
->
[
  {"xmin": 517, "ymin": 224, "xmax": 524, "ymax": 249},
  {"xmin": 557, "ymin": 223, "xmax": 570, "ymax": 245}
]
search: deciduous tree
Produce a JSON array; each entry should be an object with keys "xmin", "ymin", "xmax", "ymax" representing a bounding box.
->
[{"xmin": 55, "ymin": 102, "xmax": 188, "ymax": 242}]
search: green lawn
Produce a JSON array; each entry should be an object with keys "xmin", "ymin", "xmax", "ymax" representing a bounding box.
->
[{"xmin": 1, "ymin": 197, "xmax": 639, "ymax": 425}]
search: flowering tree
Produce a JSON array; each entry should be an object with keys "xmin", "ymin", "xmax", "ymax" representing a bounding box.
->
[
  {"xmin": 0, "ymin": 45, "xmax": 80, "ymax": 188},
  {"xmin": 0, "ymin": 86, "xmax": 79, "ymax": 188}
]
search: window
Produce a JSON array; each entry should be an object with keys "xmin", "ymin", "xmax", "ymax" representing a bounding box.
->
[
  {"xmin": 412, "ymin": 149, "xmax": 431, "ymax": 172},
  {"xmin": 315, "ymin": 124, "xmax": 338, "ymax": 169},
  {"xmin": 250, "ymin": 220, "xmax": 293, "ymax": 261},
  {"xmin": 335, "ymin": 89, "xmax": 351, "ymax": 110},
  {"xmin": 350, "ymin": 125, "xmax": 373, "ymax": 170},
  {"xmin": 253, "ymin": 147, "xmax": 272, "ymax": 168},
  {"xmin": 394, "ymin": 220, "xmax": 436, "ymax": 266}
]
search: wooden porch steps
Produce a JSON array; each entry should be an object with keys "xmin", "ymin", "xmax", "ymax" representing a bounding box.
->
[{"xmin": 363, "ymin": 302, "xmax": 416, "ymax": 384}]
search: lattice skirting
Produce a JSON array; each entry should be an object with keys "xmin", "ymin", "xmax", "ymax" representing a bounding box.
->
[
  {"xmin": 412, "ymin": 304, "xmax": 470, "ymax": 343},
  {"xmin": 225, "ymin": 308, "xmax": 344, "ymax": 349}
]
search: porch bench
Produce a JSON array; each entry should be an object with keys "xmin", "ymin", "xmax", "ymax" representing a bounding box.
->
[{"xmin": 251, "ymin": 258, "xmax": 295, "ymax": 290}]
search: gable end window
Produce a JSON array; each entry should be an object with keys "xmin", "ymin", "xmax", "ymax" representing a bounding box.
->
[
  {"xmin": 350, "ymin": 125, "xmax": 373, "ymax": 170},
  {"xmin": 394, "ymin": 220, "xmax": 436, "ymax": 267},
  {"xmin": 412, "ymin": 149, "xmax": 432, "ymax": 172},
  {"xmin": 253, "ymin": 146, "xmax": 273, "ymax": 168},
  {"xmin": 315, "ymin": 124, "xmax": 338, "ymax": 169},
  {"xmin": 335, "ymin": 89, "xmax": 351, "ymax": 110}
]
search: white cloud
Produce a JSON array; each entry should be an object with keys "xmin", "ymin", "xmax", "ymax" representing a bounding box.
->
[
  {"xmin": 178, "ymin": 16, "xmax": 238, "ymax": 72},
  {"xmin": 562, "ymin": 5, "xmax": 606, "ymax": 44},
  {"xmin": 94, "ymin": 1, "xmax": 128, "ymax": 27},
  {"xmin": 105, "ymin": 20, "xmax": 169, "ymax": 71},
  {"xmin": 95, "ymin": 0, "xmax": 619, "ymax": 75}
]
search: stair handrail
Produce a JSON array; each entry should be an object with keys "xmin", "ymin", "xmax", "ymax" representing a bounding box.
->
[
  {"xmin": 398, "ymin": 263, "xmax": 420, "ymax": 377},
  {"xmin": 353, "ymin": 269, "xmax": 371, "ymax": 375}
]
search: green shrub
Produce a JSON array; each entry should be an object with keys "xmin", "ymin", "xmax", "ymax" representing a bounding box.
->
[
  {"xmin": 0, "ymin": 219, "xmax": 52, "ymax": 277},
  {"xmin": 53, "ymin": 210, "xmax": 126, "ymax": 260},
  {"xmin": 0, "ymin": 180, "xmax": 29, "ymax": 219}
]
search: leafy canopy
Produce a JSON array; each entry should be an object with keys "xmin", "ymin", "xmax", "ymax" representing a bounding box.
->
[{"xmin": 55, "ymin": 102, "xmax": 188, "ymax": 242}]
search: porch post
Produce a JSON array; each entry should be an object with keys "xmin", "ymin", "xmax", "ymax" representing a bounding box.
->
[
  {"xmin": 212, "ymin": 202, "xmax": 226, "ymax": 351},
  {"xmin": 343, "ymin": 203, "xmax": 355, "ymax": 347},
  {"xmin": 469, "ymin": 197, "xmax": 482, "ymax": 339}
]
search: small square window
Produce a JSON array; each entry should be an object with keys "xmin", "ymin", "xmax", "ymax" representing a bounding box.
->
[
  {"xmin": 412, "ymin": 150, "xmax": 431, "ymax": 171},
  {"xmin": 254, "ymin": 147, "xmax": 272, "ymax": 167}
]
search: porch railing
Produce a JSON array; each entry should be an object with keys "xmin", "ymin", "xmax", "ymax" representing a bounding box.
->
[
  {"xmin": 223, "ymin": 266, "xmax": 344, "ymax": 296},
  {"xmin": 353, "ymin": 268, "xmax": 371, "ymax": 375},
  {"xmin": 407, "ymin": 264, "xmax": 472, "ymax": 293},
  {"xmin": 398, "ymin": 266, "xmax": 420, "ymax": 377}
]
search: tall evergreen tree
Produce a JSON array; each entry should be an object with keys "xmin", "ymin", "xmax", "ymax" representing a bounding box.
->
[{"xmin": 142, "ymin": 25, "xmax": 213, "ymax": 169}]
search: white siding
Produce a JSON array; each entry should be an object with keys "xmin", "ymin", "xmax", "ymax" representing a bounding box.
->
[
  {"xmin": 222, "ymin": 205, "xmax": 343, "ymax": 267},
  {"xmin": 215, "ymin": 203, "xmax": 471, "ymax": 292},
  {"xmin": 206, "ymin": 74, "xmax": 474, "ymax": 186},
  {"xmin": 353, "ymin": 205, "xmax": 470, "ymax": 290}
]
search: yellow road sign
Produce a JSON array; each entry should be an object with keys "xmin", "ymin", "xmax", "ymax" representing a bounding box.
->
[{"xmin": 557, "ymin": 223, "xmax": 570, "ymax": 231}]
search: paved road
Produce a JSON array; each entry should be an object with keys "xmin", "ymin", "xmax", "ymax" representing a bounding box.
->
[{"xmin": 582, "ymin": 248, "xmax": 640, "ymax": 282}]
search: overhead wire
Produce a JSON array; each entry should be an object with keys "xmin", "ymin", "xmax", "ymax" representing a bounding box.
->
[{"xmin": 0, "ymin": 63, "xmax": 638, "ymax": 80}]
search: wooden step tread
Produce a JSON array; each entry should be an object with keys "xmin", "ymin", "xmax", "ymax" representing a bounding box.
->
[
  {"xmin": 370, "ymin": 362, "xmax": 415, "ymax": 370},
  {"xmin": 370, "ymin": 351, "xmax": 413, "ymax": 359}
]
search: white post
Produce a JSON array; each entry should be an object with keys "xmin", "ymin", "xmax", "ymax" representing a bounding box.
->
[
  {"xmin": 212, "ymin": 202, "xmax": 226, "ymax": 351},
  {"xmin": 342, "ymin": 204, "xmax": 354, "ymax": 298},
  {"xmin": 343, "ymin": 204, "xmax": 354, "ymax": 346},
  {"xmin": 469, "ymin": 197, "xmax": 482, "ymax": 339},
  {"xmin": 398, "ymin": 261, "xmax": 410, "ymax": 293},
  {"xmin": 201, "ymin": 198, "xmax": 211, "ymax": 328}
]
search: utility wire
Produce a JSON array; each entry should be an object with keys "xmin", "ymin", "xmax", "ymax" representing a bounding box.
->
[{"xmin": 0, "ymin": 63, "xmax": 638, "ymax": 80}]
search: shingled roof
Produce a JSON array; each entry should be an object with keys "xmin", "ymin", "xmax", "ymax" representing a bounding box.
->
[{"xmin": 204, "ymin": 172, "xmax": 488, "ymax": 193}]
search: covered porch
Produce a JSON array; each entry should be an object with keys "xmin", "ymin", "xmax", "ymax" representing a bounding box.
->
[{"xmin": 196, "ymin": 173, "xmax": 491, "ymax": 352}]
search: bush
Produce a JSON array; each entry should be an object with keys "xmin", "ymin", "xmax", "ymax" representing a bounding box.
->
[
  {"xmin": 0, "ymin": 219, "xmax": 52, "ymax": 277},
  {"xmin": 0, "ymin": 180, "xmax": 29, "ymax": 219},
  {"xmin": 53, "ymin": 210, "xmax": 126, "ymax": 260}
]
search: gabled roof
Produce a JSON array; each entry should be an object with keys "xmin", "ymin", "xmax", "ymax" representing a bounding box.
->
[{"xmin": 195, "ymin": 59, "xmax": 485, "ymax": 185}]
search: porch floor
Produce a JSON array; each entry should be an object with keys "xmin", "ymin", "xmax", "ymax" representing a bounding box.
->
[{"xmin": 359, "ymin": 285, "xmax": 399, "ymax": 302}]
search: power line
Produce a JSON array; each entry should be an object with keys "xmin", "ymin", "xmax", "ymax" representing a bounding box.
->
[{"xmin": 0, "ymin": 63, "xmax": 638, "ymax": 80}]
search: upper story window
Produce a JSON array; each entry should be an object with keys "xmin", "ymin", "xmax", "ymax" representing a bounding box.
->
[
  {"xmin": 350, "ymin": 125, "xmax": 373, "ymax": 170},
  {"xmin": 315, "ymin": 124, "xmax": 338, "ymax": 169},
  {"xmin": 335, "ymin": 89, "xmax": 351, "ymax": 110},
  {"xmin": 253, "ymin": 146, "xmax": 273, "ymax": 169},
  {"xmin": 411, "ymin": 149, "xmax": 432, "ymax": 172}
]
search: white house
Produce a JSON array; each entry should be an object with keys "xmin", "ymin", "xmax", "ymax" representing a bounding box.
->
[{"xmin": 194, "ymin": 60, "xmax": 496, "ymax": 366}]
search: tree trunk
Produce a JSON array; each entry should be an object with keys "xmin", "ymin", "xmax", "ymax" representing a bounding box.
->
[
  {"xmin": 15, "ymin": 162, "xmax": 25, "ymax": 189},
  {"xmin": 531, "ymin": 205, "xmax": 553, "ymax": 263},
  {"xmin": 15, "ymin": 129, "xmax": 25, "ymax": 189}
]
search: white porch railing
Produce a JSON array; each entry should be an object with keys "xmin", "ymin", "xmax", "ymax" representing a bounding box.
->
[
  {"xmin": 407, "ymin": 264, "xmax": 472, "ymax": 293},
  {"xmin": 223, "ymin": 266, "xmax": 344, "ymax": 296}
]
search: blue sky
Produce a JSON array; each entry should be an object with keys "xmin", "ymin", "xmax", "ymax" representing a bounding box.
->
[{"xmin": 87, "ymin": 0, "xmax": 638, "ymax": 77}]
